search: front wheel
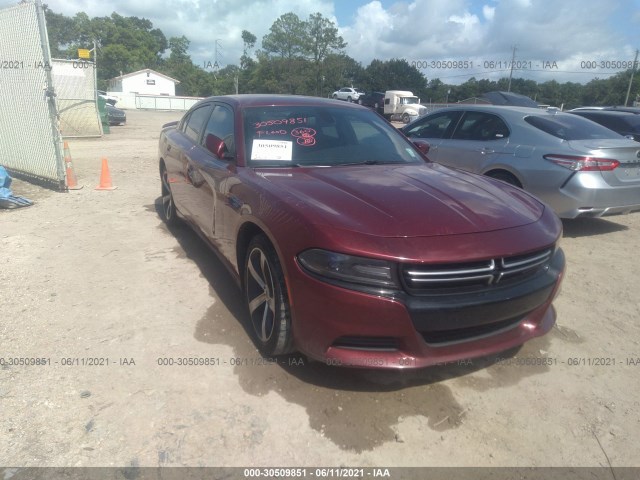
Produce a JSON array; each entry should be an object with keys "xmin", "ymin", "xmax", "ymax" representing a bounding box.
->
[
  {"xmin": 244, "ymin": 235, "xmax": 293, "ymax": 356},
  {"xmin": 402, "ymin": 113, "xmax": 411, "ymax": 124},
  {"xmin": 160, "ymin": 165, "xmax": 179, "ymax": 225}
]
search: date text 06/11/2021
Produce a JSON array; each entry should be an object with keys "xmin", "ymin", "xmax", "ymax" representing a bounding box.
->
[{"xmin": 409, "ymin": 59, "xmax": 639, "ymax": 70}]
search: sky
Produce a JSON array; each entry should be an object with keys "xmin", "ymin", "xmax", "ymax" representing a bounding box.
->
[{"xmin": 1, "ymin": 0, "xmax": 640, "ymax": 85}]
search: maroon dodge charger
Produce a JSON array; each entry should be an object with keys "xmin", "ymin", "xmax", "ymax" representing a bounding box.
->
[{"xmin": 159, "ymin": 95, "xmax": 565, "ymax": 369}]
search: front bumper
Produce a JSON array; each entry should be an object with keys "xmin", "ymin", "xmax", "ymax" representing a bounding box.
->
[{"xmin": 287, "ymin": 248, "xmax": 565, "ymax": 369}]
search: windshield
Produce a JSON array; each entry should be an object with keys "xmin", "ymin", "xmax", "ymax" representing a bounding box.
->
[
  {"xmin": 400, "ymin": 97, "xmax": 420, "ymax": 105},
  {"xmin": 243, "ymin": 105, "xmax": 423, "ymax": 167},
  {"xmin": 524, "ymin": 114, "xmax": 624, "ymax": 140}
]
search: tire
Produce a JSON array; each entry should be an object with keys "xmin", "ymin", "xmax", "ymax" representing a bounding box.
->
[
  {"xmin": 402, "ymin": 113, "xmax": 411, "ymax": 124},
  {"xmin": 160, "ymin": 165, "xmax": 179, "ymax": 225},
  {"xmin": 244, "ymin": 235, "xmax": 293, "ymax": 356},
  {"xmin": 332, "ymin": 94, "xmax": 338, "ymax": 99},
  {"xmin": 347, "ymin": 96, "xmax": 353, "ymax": 102},
  {"xmin": 487, "ymin": 171, "xmax": 522, "ymax": 188}
]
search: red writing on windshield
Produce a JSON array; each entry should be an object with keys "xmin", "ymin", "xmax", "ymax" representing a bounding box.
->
[
  {"xmin": 291, "ymin": 127, "xmax": 316, "ymax": 146},
  {"xmin": 255, "ymin": 118, "xmax": 308, "ymax": 129},
  {"xmin": 256, "ymin": 129, "xmax": 287, "ymax": 138}
]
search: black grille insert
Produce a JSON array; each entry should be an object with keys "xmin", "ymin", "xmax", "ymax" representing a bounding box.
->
[
  {"xmin": 421, "ymin": 316, "xmax": 524, "ymax": 345},
  {"xmin": 332, "ymin": 336, "xmax": 399, "ymax": 351}
]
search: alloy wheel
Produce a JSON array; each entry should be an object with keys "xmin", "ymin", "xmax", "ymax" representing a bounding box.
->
[
  {"xmin": 161, "ymin": 167, "xmax": 176, "ymax": 224},
  {"xmin": 245, "ymin": 246, "xmax": 277, "ymax": 342}
]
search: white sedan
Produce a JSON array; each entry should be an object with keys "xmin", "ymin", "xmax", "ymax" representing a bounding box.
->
[{"xmin": 332, "ymin": 87, "xmax": 365, "ymax": 102}]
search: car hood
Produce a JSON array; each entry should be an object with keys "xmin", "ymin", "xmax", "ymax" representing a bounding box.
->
[{"xmin": 256, "ymin": 163, "xmax": 544, "ymax": 237}]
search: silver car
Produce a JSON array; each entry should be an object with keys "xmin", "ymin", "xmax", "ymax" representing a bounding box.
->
[{"xmin": 400, "ymin": 105, "xmax": 640, "ymax": 218}]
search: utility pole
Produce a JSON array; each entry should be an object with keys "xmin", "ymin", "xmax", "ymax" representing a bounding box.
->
[
  {"xmin": 507, "ymin": 46, "xmax": 517, "ymax": 92},
  {"xmin": 214, "ymin": 39, "xmax": 223, "ymax": 71},
  {"xmin": 624, "ymin": 49, "xmax": 639, "ymax": 106}
]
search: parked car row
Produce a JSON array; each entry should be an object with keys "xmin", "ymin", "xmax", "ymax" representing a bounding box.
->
[
  {"xmin": 333, "ymin": 88, "xmax": 427, "ymax": 122},
  {"xmin": 159, "ymin": 95, "xmax": 566, "ymax": 370},
  {"xmin": 400, "ymin": 105, "xmax": 640, "ymax": 219}
]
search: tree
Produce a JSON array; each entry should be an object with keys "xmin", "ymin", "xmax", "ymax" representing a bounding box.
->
[
  {"xmin": 239, "ymin": 30, "xmax": 257, "ymax": 93},
  {"xmin": 262, "ymin": 13, "xmax": 307, "ymax": 60},
  {"xmin": 241, "ymin": 30, "xmax": 257, "ymax": 68},
  {"xmin": 307, "ymin": 13, "xmax": 346, "ymax": 95},
  {"xmin": 363, "ymin": 59, "xmax": 426, "ymax": 98}
]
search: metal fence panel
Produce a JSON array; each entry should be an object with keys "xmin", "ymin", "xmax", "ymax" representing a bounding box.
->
[
  {"xmin": 53, "ymin": 59, "xmax": 102, "ymax": 138},
  {"xmin": 135, "ymin": 94, "xmax": 202, "ymax": 111},
  {"xmin": 0, "ymin": 1, "xmax": 64, "ymax": 189}
]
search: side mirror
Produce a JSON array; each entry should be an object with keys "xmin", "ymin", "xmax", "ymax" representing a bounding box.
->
[
  {"xmin": 411, "ymin": 139, "xmax": 430, "ymax": 155},
  {"xmin": 205, "ymin": 133, "xmax": 228, "ymax": 159}
]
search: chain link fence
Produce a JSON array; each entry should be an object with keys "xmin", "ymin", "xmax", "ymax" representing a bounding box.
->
[
  {"xmin": 53, "ymin": 59, "xmax": 102, "ymax": 138},
  {"xmin": 0, "ymin": 1, "xmax": 65, "ymax": 190}
]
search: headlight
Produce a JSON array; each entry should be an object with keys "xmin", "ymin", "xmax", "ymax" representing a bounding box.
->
[{"xmin": 298, "ymin": 249, "xmax": 399, "ymax": 289}]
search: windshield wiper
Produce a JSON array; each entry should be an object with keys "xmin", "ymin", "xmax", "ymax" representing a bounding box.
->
[{"xmin": 251, "ymin": 163, "xmax": 303, "ymax": 168}]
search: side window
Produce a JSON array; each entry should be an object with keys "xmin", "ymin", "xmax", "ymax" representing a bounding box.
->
[
  {"xmin": 184, "ymin": 105, "xmax": 212, "ymax": 142},
  {"xmin": 201, "ymin": 104, "xmax": 235, "ymax": 158},
  {"xmin": 452, "ymin": 112, "xmax": 509, "ymax": 141},
  {"xmin": 404, "ymin": 111, "xmax": 461, "ymax": 139}
]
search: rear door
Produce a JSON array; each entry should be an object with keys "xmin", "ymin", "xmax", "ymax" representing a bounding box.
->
[
  {"xmin": 175, "ymin": 104, "xmax": 213, "ymax": 221},
  {"xmin": 161, "ymin": 104, "xmax": 211, "ymax": 219},
  {"xmin": 186, "ymin": 103, "xmax": 238, "ymax": 255},
  {"xmin": 436, "ymin": 110, "xmax": 511, "ymax": 172}
]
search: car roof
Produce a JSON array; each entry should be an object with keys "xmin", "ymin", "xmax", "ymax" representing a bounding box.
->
[
  {"xmin": 571, "ymin": 106, "xmax": 640, "ymax": 113},
  {"xmin": 569, "ymin": 109, "xmax": 639, "ymax": 117},
  {"xmin": 427, "ymin": 105, "xmax": 556, "ymax": 116},
  {"xmin": 194, "ymin": 94, "xmax": 364, "ymax": 109}
]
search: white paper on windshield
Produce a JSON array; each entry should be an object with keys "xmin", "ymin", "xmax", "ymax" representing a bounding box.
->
[{"xmin": 251, "ymin": 139, "xmax": 293, "ymax": 161}]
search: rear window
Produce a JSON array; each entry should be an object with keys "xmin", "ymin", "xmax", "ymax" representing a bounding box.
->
[
  {"xmin": 524, "ymin": 114, "xmax": 622, "ymax": 140},
  {"xmin": 243, "ymin": 105, "xmax": 422, "ymax": 167}
]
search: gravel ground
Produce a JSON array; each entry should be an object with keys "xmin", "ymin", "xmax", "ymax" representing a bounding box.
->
[{"xmin": 2, "ymin": 109, "xmax": 640, "ymax": 469}]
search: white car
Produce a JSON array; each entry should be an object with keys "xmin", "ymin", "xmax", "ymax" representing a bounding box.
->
[
  {"xmin": 97, "ymin": 90, "xmax": 118, "ymax": 106},
  {"xmin": 332, "ymin": 87, "xmax": 365, "ymax": 102}
]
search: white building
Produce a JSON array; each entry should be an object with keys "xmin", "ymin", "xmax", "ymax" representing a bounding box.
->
[{"xmin": 108, "ymin": 69, "xmax": 179, "ymax": 96}]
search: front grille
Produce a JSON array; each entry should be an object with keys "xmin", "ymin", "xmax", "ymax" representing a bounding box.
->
[
  {"xmin": 332, "ymin": 336, "xmax": 399, "ymax": 351},
  {"xmin": 402, "ymin": 248, "xmax": 553, "ymax": 294}
]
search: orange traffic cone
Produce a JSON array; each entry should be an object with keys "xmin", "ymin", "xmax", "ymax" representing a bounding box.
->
[
  {"xmin": 95, "ymin": 157, "xmax": 117, "ymax": 190},
  {"xmin": 64, "ymin": 141, "xmax": 82, "ymax": 190}
]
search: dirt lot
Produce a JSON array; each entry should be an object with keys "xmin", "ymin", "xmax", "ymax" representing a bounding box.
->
[{"xmin": 2, "ymin": 109, "xmax": 640, "ymax": 469}]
